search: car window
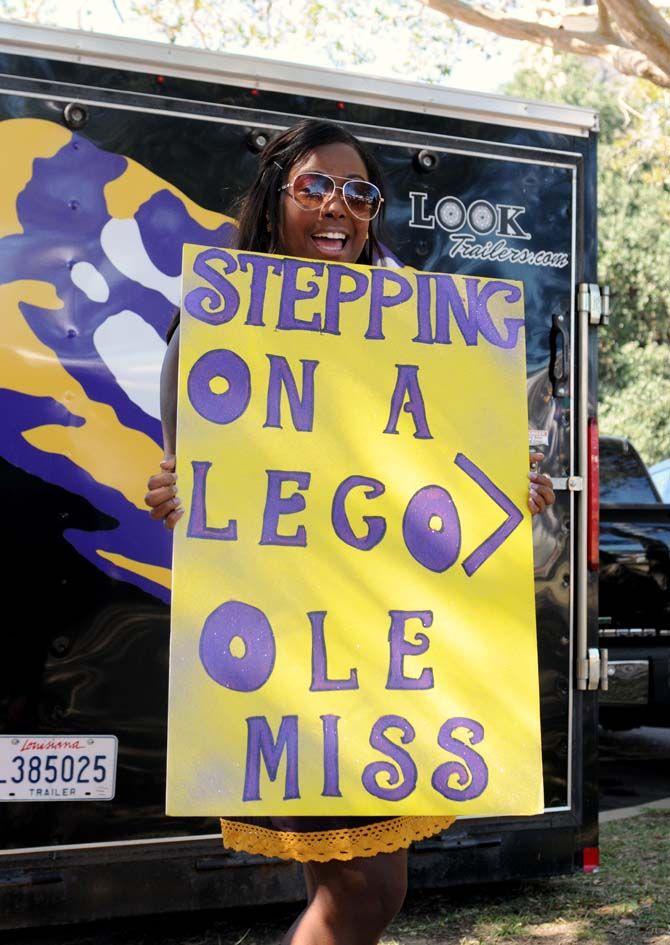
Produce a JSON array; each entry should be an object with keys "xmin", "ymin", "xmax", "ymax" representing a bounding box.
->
[{"xmin": 600, "ymin": 440, "xmax": 659, "ymax": 504}]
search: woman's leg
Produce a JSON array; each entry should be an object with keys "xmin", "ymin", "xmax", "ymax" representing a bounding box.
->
[
  {"xmin": 282, "ymin": 863, "xmax": 318, "ymax": 942},
  {"xmin": 282, "ymin": 849, "xmax": 408, "ymax": 945},
  {"xmin": 303, "ymin": 862, "xmax": 317, "ymax": 903}
]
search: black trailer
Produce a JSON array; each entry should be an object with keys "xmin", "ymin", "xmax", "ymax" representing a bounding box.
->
[{"xmin": 0, "ymin": 19, "xmax": 607, "ymax": 929}]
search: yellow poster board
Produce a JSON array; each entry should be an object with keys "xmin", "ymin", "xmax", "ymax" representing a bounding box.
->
[{"xmin": 166, "ymin": 246, "xmax": 543, "ymax": 817}]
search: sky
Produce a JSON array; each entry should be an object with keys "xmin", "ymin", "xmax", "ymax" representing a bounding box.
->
[{"xmin": 0, "ymin": 0, "xmax": 524, "ymax": 94}]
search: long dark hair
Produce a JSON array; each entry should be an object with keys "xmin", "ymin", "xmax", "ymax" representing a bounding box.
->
[
  {"xmin": 236, "ymin": 118, "xmax": 387, "ymax": 264},
  {"xmin": 167, "ymin": 119, "xmax": 386, "ymax": 342}
]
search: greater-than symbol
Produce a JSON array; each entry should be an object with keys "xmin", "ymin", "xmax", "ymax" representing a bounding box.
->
[{"xmin": 455, "ymin": 452, "xmax": 523, "ymax": 576}]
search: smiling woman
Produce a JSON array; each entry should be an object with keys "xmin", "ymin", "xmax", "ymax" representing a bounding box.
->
[
  {"xmin": 232, "ymin": 120, "xmax": 388, "ymax": 272},
  {"xmin": 145, "ymin": 118, "xmax": 554, "ymax": 945},
  {"xmin": 149, "ymin": 120, "xmax": 448, "ymax": 945},
  {"xmin": 277, "ymin": 146, "xmax": 381, "ymax": 260}
]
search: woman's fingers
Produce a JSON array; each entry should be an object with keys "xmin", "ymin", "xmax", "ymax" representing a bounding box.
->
[
  {"xmin": 145, "ymin": 454, "xmax": 183, "ymax": 527},
  {"xmin": 145, "ymin": 483, "xmax": 179, "ymax": 508},
  {"xmin": 528, "ymin": 471, "xmax": 555, "ymax": 516},
  {"xmin": 164, "ymin": 507, "xmax": 185, "ymax": 530},
  {"xmin": 529, "ymin": 472, "xmax": 556, "ymax": 503},
  {"xmin": 534, "ymin": 483, "xmax": 556, "ymax": 505},
  {"xmin": 149, "ymin": 496, "xmax": 182, "ymax": 521},
  {"xmin": 147, "ymin": 470, "xmax": 177, "ymax": 491}
]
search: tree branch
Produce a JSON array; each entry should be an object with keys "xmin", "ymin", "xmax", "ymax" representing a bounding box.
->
[
  {"xmin": 423, "ymin": 0, "xmax": 670, "ymax": 87},
  {"xmin": 602, "ymin": 0, "xmax": 670, "ymax": 75},
  {"xmin": 597, "ymin": 0, "xmax": 617, "ymax": 40}
]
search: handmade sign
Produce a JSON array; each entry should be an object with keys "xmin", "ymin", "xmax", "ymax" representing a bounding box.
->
[{"xmin": 166, "ymin": 246, "xmax": 543, "ymax": 817}]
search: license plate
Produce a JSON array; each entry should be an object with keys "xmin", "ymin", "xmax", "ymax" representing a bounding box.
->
[{"xmin": 0, "ymin": 735, "xmax": 117, "ymax": 801}]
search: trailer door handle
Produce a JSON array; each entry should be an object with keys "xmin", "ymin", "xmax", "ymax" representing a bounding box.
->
[{"xmin": 550, "ymin": 312, "xmax": 569, "ymax": 397}]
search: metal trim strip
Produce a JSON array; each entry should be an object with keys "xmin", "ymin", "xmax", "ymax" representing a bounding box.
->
[
  {"xmin": 0, "ymin": 806, "xmax": 574, "ymax": 856},
  {"xmin": 0, "ymin": 86, "xmax": 582, "ymax": 172},
  {"xmin": 0, "ymin": 20, "xmax": 598, "ymax": 135},
  {"xmin": 0, "ymin": 71, "xmax": 586, "ymax": 159}
]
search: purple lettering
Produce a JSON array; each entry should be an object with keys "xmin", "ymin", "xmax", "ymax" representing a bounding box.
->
[
  {"xmin": 187, "ymin": 460, "xmax": 237, "ymax": 540},
  {"xmin": 243, "ymin": 715, "xmax": 300, "ymax": 801},
  {"xmin": 435, "ymin": 274, "xmax": 479, "ymax": 345},
  {"xmin": 264, "ymin": 355, "xmax": 318, "ymax": 432},
  {"xmin": 187, "ymin": 349, "xmax": 250, "ymax": 425},
  {"xmin": 184, "ymin": 248, "xmax": 240, "ymax": 325},
  {"xmin": 384, "ymin": 365, "xmax": 432, "ymax": 439},
  {"xmin": 361, "ymin": 715, "xmax": 417, "ymax": 801},
  {"xmin": 431, "ymin": 717, "xmax": 488, "ymax": 801},
  {"xmin": 278, "ymin": 259, "xmax": 324, "ymax": 331},
  {"xmin": 386, "ymin": 610, "xmax": 434, "ymax": 690},
  {"xmin": 321, "ymin": 714, "xmax": 342, "ymax": 797},
  {"xmin": 454, "ymin": 453, "xmax": 522, "ymax": 575},
  {"xmin": 402, "ymin": 485, "xmax": 461, "ymax": 572},
  {"xmin": 260, "ymin": 471, "xmax": 311, "ymax": 546},
  {"xmin": 324, "ymin": 264, "xmax": 369, "ymax": 335},
  {"xmin": 199, "ymin": 599, "xmax": 275, "ymax": 692},
  {"xmin": 331, "ymin": 475, "xmax": 386, "ymax": 551},
  {"xmin": 465, "ymin": 278, "xmax": 523, "ymax": 349},
  {"xmin": 309, "ymin": 611, "xmax": 359, "ymax": 691},
  {"xmin": 414, "ymin": 274, "xmax": 479, "ymax": 346},
  {"xmin": 414, "ymin": 272, "xmax": 434, "ymax": 344},
  {"xmin": 366, "ymin": 269, "xmax": 413, "ymax": 340},
  {"xmin": 238, "ymin": 253, "xmax": 283, "ymax": 327}
]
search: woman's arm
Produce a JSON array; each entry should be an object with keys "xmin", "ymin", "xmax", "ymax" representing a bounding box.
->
[
  {"xmin": 144, "ymin": 325, "xmax": 183, "ymax": 529},
  {"xmin": 160, "ymin": 324, "xmax": 180, "ymax": 455}
]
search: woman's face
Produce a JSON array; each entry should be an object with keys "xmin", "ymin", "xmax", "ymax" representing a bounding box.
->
[{"xmin": 278, "ymin": 142, "xmax": 371, "ymax": 264}]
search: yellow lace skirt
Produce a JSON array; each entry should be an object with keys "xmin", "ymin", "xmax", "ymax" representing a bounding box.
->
[{"xmin": 220, "ymin": 815, "xmax": 457, "ymax": 863}]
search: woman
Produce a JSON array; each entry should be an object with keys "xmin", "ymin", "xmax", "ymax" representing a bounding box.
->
[{"xmin": 145, "ymin": 118, "xmax": 556, "ymax": 945}]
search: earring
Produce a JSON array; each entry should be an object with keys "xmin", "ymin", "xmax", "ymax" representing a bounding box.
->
[{"xmin": 266, "ymin": 220, "xmax": 272, "ymax": 232}]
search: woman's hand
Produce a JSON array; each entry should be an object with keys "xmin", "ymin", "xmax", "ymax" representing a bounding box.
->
[
  {"xmin": 528, "ymin": 451, "xmax": 556, "ymax": 515},
  {"xmin": 145, "ymin": 454, "xmax": 184, "ymax": 529}
]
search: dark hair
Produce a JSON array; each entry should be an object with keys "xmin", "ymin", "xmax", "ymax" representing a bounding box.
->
[
  {"xmin": 235, "ymin": 118, "xmax": 387, "ymax": 265},
  {"xmin": 167, "ymin": 119, "xmax": 386, "ymax": 342}
]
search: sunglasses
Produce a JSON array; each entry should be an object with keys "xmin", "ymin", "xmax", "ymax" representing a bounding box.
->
[{"xmin": 278, "ymin": 170, "xmax": 384, "ymax": 221}]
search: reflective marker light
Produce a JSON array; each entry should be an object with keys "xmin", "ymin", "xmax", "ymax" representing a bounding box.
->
[{"xmin": 582, "ymin": 846, "xmax": 600, "ymax": 873}]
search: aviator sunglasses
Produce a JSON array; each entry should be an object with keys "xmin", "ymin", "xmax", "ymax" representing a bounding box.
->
[{"xmin": 276, "ymin": 163, "xmax": 384, "ymax": 221}]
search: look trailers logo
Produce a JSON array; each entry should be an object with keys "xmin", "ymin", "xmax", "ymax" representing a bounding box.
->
[{"xmin": 409, "ymin": 193, "xmax": 569, "ymax": 270}]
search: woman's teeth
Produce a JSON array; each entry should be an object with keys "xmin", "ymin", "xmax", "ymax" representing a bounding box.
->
[{"xmin": 312, "ymin": 232, "xmax": 348, "ymax": 253}]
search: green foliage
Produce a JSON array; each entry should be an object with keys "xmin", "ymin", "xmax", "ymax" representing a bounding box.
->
[
  {"xmin": 506, "ymin": 52, "xmax": 670, "ymax": 466},
  {"xmin": 599, "ymin": 343, "xmax": 670, "ymax": 465}
]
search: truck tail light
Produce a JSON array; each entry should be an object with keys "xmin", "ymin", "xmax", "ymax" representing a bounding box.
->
[
  {"xmin": 588, "ymin": 417, "xmax": 599, "ymax": 571},
  {"xmin": 582, "ymin": 845, "xmax": 600, "ymax": 872}
]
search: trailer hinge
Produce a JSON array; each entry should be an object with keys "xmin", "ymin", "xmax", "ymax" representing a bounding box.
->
[
  {"xmin": 578, "ymin": 283, "xmax": 610, "ymax": 326},
  {"xmin": 576, "ymin": 647, "xmax": 609, "ymax": 691}
]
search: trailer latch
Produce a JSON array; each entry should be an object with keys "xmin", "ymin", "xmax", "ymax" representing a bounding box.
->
[{"xmin": 549, "ymin": 476, "xmax": 583, "ymax": 492}]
